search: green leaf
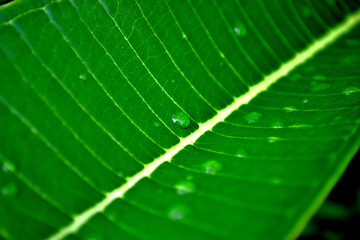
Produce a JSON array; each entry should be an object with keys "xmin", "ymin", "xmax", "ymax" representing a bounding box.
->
[{"xmin": 0, "ymin": 0, "xmax": 359, "ymax": 239}]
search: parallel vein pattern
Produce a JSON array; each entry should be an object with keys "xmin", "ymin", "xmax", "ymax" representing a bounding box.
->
[{"xmin": 0, "ymin": 1, "xmax": 359, "ymax": 240}]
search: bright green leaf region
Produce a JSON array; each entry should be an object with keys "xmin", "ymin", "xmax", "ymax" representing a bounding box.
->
[{"xmin": 0, "ymin": 0, "xmax": 359, "ymax": 239}]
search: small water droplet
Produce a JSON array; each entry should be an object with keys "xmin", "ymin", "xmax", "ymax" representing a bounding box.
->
[
  {"xmin": 283, "ymin": 106, "xmax": 297, "ymax": 112},
  {"xmin": 343, "ymin": 86, "xmax": 360, "ymax": 96},
  {"xmin": 302, "ymin": 99, "xmax": 309, "ymax": 104},
  {"xmin": 79, "ymin": 74, "xmax": 87, "ymax": 81},
  {"xmin": 171, "ymin": 79, "xmax": 176, "ymax": 84},
  {"xmin": 268, "ymin": 136, "xmax": 280, "ymax": 143},
  {"xmin": 154, "ymin": 121, "xmax": 161, "ymax": 127},
  {"xmin": 2, "ymin": 160, "xmax": 15, "ymax": 173},
  {"xmin": 233, "ymin": 22, "xmax": 247, "ymax": 37},
  {"xmin": 271, "ymin": 122, "xmax": 284, "ymax": 128},
  {"xmin": 172, "ymin": 111, "xmax": 190, "ymax": 129},
  {"xmin": 168, "ymin": 205, "xmax": 188, "ymax": 221},
  {"xmin": 202, "ymin": 160, "xmax": 222, "ymax": 175},
  {"xmin": 243, "ymin": 112, "xmax": 263, "ymax": 124},
  {"xmin": 2, "ymin": 182, "xmax": 17, "ymax": 197},
  {"xmin": 235, "ymin": 148, "xmax": 247, "ymax": 157},
  {"xmin": 182, "ymin": 33, "xmax": 187, "ymax": 40},
  {"xmin": 174, "ymin": 181, "xmax": 195, "ymax": 195},
  {"xmin": 311, "ymin": 83, "xmax": 330, "ymax": 91},
  {"xmin": 220, "ymin": 52, "xmax": 225, "ymax": 59}
]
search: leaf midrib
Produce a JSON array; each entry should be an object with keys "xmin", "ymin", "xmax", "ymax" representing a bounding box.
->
[{"xmin": 46, "ymin": 10, "xmax": 360, "ymax": 240}]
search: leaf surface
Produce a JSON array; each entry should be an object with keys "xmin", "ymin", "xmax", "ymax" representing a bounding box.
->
[{"xmin": 0, "ymin": 0, "xmax": 359, "ymax": 239}]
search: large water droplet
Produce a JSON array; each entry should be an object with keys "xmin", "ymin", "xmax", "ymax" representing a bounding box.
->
[
  {"xmin": 271, "ymin": 122, "xmax": 284, "ymax": 128},
  {"xmin": 311, "ymin": 83, "xmax": 330, "ymax": 91},
  {"xmin": 283, "ymin": 106, "xmax": 297, "ymax": 112},
  {"xmin": 233, "ymin": 22, "xmax": 247, "ymax": 37},
  {"xmin": 202, "ymin": 160, "xmax": 222, "ymax": 175},
  {"xmin": 168, "ymin": 205, "xmax": 188, "ymax": 221},
  {"xmin": 243, "ymin": 112, "xmax": 263, "ymax": 124},
  {"xmin": 174, "ymin": 181, "xmax": 195, "ymax": 195},
  {"xmin": 343, "ymin": 86, "xmax": 360, "ymax": 96},
  {"xmin": 2, "ymin": 182, "xmax": 18, "ymax": 197},
  {"xmin": 79, "ymin": 74, "xmax": 87, "ymax": 81},
  {"xmin": 235, "ymin": 148, "xmax": 247, "ymax": 158},
  {"xmin": 172, "ymin": 111, "xmax": 190, "ymax": 129}
]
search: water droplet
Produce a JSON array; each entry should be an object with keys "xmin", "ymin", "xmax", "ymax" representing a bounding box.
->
[
  {"xmin": 168, "ymin": 205, "xmax": 188, "ymax": 221},
  {"xmin": 314, "ymin": 74, "xmax": 326, "ymax": 80},
  {"xmin": 202, "ymin": 160, "xmax": 222, "ymax": 175},
  {"xmin": 220, "ymin": 52, "xmax": 225, "ymax": 59},
  {"xmin": 154, "ymin": 121, "xmax": 161, "ymax": 127},
  {"xmin": 79, "ymin": 74, "xmax": 87, "ymax": 81},
  {"xmin": 171, "ymin": 79, "xmax": 176, "ymax": 84},
  {"xmin": 302, "ymin": 99, "xmax": 309, "ymax": 104},
  {"xmin": 182, "ymin": 33, "xmax": 187, "ymax": 40},
  {"xmin": 233, "ymin": 22, "xmax": 247, "ymax": 37},
  {"xmin": 235, "ymin": 148, "xmax": 247, "ymax": 157},
  {"xmin": 2, "ymin": 182, "xmax": 17, "ymax": 197},
  {"xmin": 268, "ymin": 136, "xmax": 280, "ymax": 143},
  {"xmin": 174, "ymin": 181, "xmax": 195, "ymax": 195},
  {"xmin": 243, "ymin": 112, "xmax": 263, "ymax": 124},
  {"xmin": 283, "ymin": 106, "xmax": 297, "ymax": 112},
  {"xmin": 311, "ymin": 83, "xmax": 330, "ymax": 91},
  {"xmin": 2, "ymin": 160, "xmax": 15, "ymax": 173},
  {"xmin": 271, "ymin": 122, "xmax": 284, "ymax": 128},
  {"xmin": 172, "ymin": 111, "xmax": 190, "ymax": 129},
  {"xmin": 343, "ymin": 86, "xmax": 360, "ymax": 96}
]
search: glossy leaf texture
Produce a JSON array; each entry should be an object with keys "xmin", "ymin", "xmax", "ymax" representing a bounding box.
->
[{"xmin": 0, "ymin": 0, "xmax": 360, "ymax": 239}]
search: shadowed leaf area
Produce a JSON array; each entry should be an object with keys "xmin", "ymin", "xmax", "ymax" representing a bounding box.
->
[{"xmin": 0, "ymin": 0, "xmax": 359, "ymax": 239}]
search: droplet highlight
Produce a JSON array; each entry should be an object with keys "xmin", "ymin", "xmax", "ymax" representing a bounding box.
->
[
  {"xmin": 233, "ymin": 22, "xmax": 247, "ymax": 37},
  {"xmin": 174, "ymin": 181, "xmax": 196, "ymax": 195},
  {"xmin": 235, "ymin": 148, "xmax": 247, "ymax": 157},
  {"xmin": 79, "ymin": 74, "xmax": 87, "ymax": 81},
  {"xmin": 283, "ymin": 106, "xmax": 297, "ymax": 112},
  {"xmin": 271, "ymin": 122, "xmax": 284, "ymax": 128},
  {"xmin": 2, "ymin": 160, "xmax": 15, "ymax": 173},
  {"xmin": 243, "ymin": 112, "xmax": 263, "ymax": 124},
  {"xmin": 168, "ymin": 205, "xmax": 188, "ymax": 221},
  {"xmin": 154, "ymin": 121, "xmax": 161, "ymax": 127},
  {"xmin": 202, "ymin": 160, "xmax": 222, "ymax": 175},
  {"xmin": 172, "ymin": 111, "xmax": 190, "ymax": 129},
  {"xmin": 343, "ymin": 86, "xmax": 360, "ymax": 96}
]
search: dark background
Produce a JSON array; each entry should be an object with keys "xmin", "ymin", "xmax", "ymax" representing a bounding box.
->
[{"xmin": 299, "ymin": 150, "xmax": 360, "ymax": 240}]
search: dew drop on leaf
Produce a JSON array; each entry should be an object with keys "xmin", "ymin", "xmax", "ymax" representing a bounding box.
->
[
  {"xmin": 268, "ymin": 136, "xmax": 280, "ymax": 143},
  {"xmin": 168, "ymin": 205, "xmax": 188, "ymax": 221},
  {"xmin": 2, "ymin": 182, "xmax": 18, "ymax": 197},
  {"xmin": 2, "ymin": 160, "xmax": 15, "ymax": 173},
  {"xmin": 343, "ymin": 86, "xmax": 360, "ymax": 96},
  {"xmin": 243, "ymin": 112, "xmax": 263, "ymax": 124},
  {"xmin": 154, "ymin": 121, "xmax": 161, "ymax": 127},
  {"xmin": 283, "ymin": 106, "xmax": 297, "ymax": 112},
  {"xmin": 172, "ymin": 111, "xmax": 190, "ymax": 129},
  {"xmin": 233, "ymin": 22, "xmax": 247, "ymax": 37},
  {"xmin": 79, "ymin": 74, "xmax": 87, "ymax": 81},
  {"xmin": 271, "ymin": 122, "xmax": 284, "ymax": 128},
  {"xmin": 174, "ymin": 181, "xmax": 196, "ymax": 195},
  {"xmin": 311, "ymin": 83, "xmax": 330, "ymax": 91},
  {"xmin": 235, "ymin": 148, "xmax": 247, "ymax": 157},
  {"xmin": 302, "ymin": 99, "xmax": 309, "ymax": 104},
  {"xmin": 202, "ymin": 160, "xmax": 222, "ymax": 175}
]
